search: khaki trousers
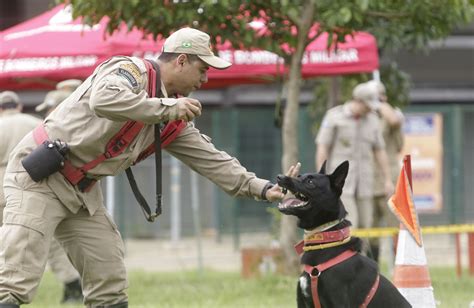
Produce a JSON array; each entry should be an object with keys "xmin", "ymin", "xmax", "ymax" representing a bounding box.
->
[
  {"xmin": 1, "ymin": 195, "xmax": 79, "ymax": 286},
  {"xmin": 372, "ymin": 194, "xmax": 399, "ymax": 263},
  {"xmin": 373, "ymin": 194, "xmax": 399, "ymax": 229},
  {"xmin": 341, "ymin": 194, "xmax": 374, "ymax": 229},
  {"xmin": 341, "ymin": 194, "xmax": 374, "ymax": 257},
  {"xmin": 0, "ymin": 171, "xmax": 128, "ymax": 306}
]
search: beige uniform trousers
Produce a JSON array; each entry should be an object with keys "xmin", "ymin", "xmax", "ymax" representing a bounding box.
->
[
  {"xmin": 0, "ymin": 170, "xmax": 126, "ymax": 306},
  {"xmin": 1, "ymin": 167, "xmax": 79, "ymax": 287},
  {"xmin": 341, "ymin": 194, "xmax": 373, "ymax": 229},
  {"xmin": 0, "ymin": 111, "xmax": 80, "ymax": 289}
]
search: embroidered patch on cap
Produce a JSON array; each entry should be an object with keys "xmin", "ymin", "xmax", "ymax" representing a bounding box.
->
[
  {"xmin": 181, "ymin": 42, "xmax": 192, "ymax": 48},
  {"xmin": 118, "ymin": 63, "xmax": 142, "ymax": 88}
]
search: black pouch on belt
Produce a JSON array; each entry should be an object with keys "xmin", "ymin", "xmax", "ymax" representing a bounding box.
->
[{"xmin": 21, "ymin": 140, "xmax": 69, "ymax": 182}]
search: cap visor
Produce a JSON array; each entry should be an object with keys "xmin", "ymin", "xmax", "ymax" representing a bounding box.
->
[{"xmin": 198, "ymin": 55, "xmax": 231, "ymax": 70}]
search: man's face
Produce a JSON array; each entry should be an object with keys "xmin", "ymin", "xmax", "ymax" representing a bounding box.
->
[{"xmin": 175, "ymin": 55, "xmax": 209, "ymax": 96}]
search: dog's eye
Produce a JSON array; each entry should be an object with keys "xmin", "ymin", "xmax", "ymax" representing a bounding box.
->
[{"xmin": 308, "ymin": 179, "xmax": 314, "ymax": 184}]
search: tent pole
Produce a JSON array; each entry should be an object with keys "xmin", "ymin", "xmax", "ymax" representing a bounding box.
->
[{"xmin": 372, "ymin": 70, "xmax": 380, "ymax": 81}]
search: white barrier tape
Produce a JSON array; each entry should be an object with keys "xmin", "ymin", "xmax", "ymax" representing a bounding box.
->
[{"xmin": 395, "ymin": 229, "xmax": 428, "ymax": 266}]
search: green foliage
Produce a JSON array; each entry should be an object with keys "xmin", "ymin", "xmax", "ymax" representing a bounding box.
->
[
  {"xmin": 379, "ymin": 62, "xmax": 411, "ymax": 107},
  {"xmin": 34, "ymin": 267, "xmax": 474, "ymax": 307},
  {"xmin": 58, "ymin": 0, "xmax": 473, "ymax": 61},
  {"xmin": 364, "ymin": 0, "xmax": 474, "ymax": 52}
]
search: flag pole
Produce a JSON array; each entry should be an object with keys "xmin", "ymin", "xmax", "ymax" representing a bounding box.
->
[{"xmin": 403, "ymin": 155, "xmax": 412, "ymax": 191}]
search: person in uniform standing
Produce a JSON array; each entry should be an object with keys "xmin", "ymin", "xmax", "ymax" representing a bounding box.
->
[
  {"xmin": 0, "ymin": 28, "xmax": 292, "ymax": 308},
  {"xmin": 0, "ymin": 91, "xmax": 83, "ymax": 304},
  {"xmin": 315, "ymin": 81, "xmax": 393, "ymax": 230},
  {"xmin": 55, "ymin": 79, "xmax": 83, "ymax": 93},
  {"xmin": 370, "ymin": 80, "xmax": 404, "ymax": 264}
]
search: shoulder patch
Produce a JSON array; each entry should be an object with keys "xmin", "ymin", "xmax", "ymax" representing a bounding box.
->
[{"xmin": 118, "ymin": 63, "xmax": 142, "ymax": 88}]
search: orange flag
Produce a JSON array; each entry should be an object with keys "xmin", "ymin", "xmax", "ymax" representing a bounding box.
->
[{"xmin": 388, "ymin": 164, "xmax": 422, "ymax": 246}]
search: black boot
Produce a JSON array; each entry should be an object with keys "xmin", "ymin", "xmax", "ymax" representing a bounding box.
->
[
  {"xmin": 0, "ymin": 304, "xmax": 20, "ymax": 308},
  {"xmin": 61, "ymin": 278, "xmax": 83, "ymax": 303}
]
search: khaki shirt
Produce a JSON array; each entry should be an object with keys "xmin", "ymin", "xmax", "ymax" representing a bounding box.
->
[
  {"xmin": 316, "ymin": 103, "xmax": 385, "ymax": 197},
  {"xmin": 373, "ymin": 109, "xmax": 404, "ymax": 196},
  {"xmin": 5, "ymin": 56, "xmax": 268, "ymax": 215},
  {"xmin": 0, "ymin": 110, "xmax": 42, "ymax": 204}
]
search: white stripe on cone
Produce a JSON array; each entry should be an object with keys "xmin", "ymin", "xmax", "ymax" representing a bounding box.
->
[
  {"xmin": 395, "ymin": 229, "xmax": 427, "ymax": 266},
  {"xmin": 395, "ymin": 228, "xmax": 436, "ymax": 307},
  {"xmin": 397, "ymin": 288, "xmax": 436, "ymax": 307}
]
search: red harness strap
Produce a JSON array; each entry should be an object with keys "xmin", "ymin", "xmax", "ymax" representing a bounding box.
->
[
  {"xmin": 136, "ymin": 60, "xmax": 186, "ymax": 164},
  {"xmin": 134, "ymin": 120, "xmax": 185, "ymax": 164},
  {"xmin": 303, "ymin": 249, "xmax": 379, "ymax": 308},
  {"xmin": 360, "ymin": 274, "xmax": 380, "ymax": 308},
  {"xmin": 304, "ymin": 250, "xmax": 357, "ymax": 308},
  {"xmin": 32, "ymin": 59, "xmax": 186, "ymax": 192}
]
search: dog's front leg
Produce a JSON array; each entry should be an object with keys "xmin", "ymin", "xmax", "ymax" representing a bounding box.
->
[{"xmin": 297, "ymin": 275, "xmax": 313, "ymax": 308}]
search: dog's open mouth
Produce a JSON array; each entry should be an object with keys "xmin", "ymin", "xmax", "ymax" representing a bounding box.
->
[{"xmin": 278, "ymin": 190, "xmax": 309, "ymax": 210}]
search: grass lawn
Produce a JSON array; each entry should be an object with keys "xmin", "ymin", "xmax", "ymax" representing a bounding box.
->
[{"xmin": 27, "ymin": 267, "xmax": 474, "ymax": 308}]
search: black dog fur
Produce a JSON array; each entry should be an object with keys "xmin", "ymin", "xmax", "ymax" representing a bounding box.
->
[{"xmin": 277, "ymin": 160, "xmax": 411, "ymax": 308}]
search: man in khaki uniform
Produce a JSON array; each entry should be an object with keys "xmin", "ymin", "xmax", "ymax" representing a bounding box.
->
[
  {"xmin": 315, "ymin": 81, "xmax": 393, "ymax": 229},
  {"xmin": 0, "ymin": 28, "xmax": 289, "ymax": 308},
  {"xmin": 370, "ymin": 81, "xmax": 404, "ymax": 263},
  {"xmin": 56, "ymin": 79, "xmax": 83, "ymax": 92},
  {"xmin": 0, "ymin": 91, "xmax": 83, "ymax": 304}
]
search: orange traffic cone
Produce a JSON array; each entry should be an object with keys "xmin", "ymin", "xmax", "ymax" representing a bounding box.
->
[
  {"xmin": 388, "ymin": 155, "xmax": 436, "ymax": 307},
  {"xmin": 392, "ymin": 225, "xmax": 436, "ymax": 307}
]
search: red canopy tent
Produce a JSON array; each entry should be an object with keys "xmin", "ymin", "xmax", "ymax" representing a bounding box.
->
[{"xmin": 0, "ymin": 4, "xmax": 379, "ymax": 91}]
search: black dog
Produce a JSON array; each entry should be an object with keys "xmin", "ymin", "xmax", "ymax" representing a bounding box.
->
[{"xmin": 277, "ymin": 160, "xmax": 411, "ymax": 308}]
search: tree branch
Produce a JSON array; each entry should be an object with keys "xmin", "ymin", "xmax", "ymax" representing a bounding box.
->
[{"xmin": 365, "ymin": 11, "xmax": 410, "ymax": 19}]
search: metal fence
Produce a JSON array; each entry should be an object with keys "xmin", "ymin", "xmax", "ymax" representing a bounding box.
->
[{"xmin": 104, "ymin": 103, "xmax": 474, "ymax": 244}]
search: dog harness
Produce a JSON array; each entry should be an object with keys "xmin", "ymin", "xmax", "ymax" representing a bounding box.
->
[
  {"xmin": 304, "ymin": 250, "xmax": 356, "ymax": 308},
  {"xmin": 32, "ymin": 60, "xmax": 185, "ymax": 195},
  {"xmin": 295, "ymin": 227, "xmax": 380, "ymax": 308}
]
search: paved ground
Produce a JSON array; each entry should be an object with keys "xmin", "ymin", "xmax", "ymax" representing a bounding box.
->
[{"xmin": 123, "ymin": 232, "xmax": 471, "ymax": 273}]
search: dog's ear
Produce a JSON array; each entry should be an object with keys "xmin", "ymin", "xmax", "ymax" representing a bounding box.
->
[
  {"xmin": 329, "ymin": 160, "xmax": 349, "ymax": 194},
  {"xmin": 319, "ymin": 160, "xmax": 327, "ymax": 174}
]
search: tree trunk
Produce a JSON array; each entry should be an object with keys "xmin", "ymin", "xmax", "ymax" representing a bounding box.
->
[
  {"xmin": 279, "ymin": 0, "xmax": 315, "ymax": 275},
  {"xmin": 328, "ymin": 76, "xmax": 340, "ymax": 108}
]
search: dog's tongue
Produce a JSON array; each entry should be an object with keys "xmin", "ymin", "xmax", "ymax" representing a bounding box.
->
[{"xmin": 278, "ymin": 198, "xmax": 301, "ymax": 209}]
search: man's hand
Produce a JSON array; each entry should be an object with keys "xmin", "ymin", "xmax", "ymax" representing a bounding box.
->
[
  {"xmin": 175, "ymin": 97, "xmax": 202, "ymax": 121},
  {"xmin": 265, "ymin": 162, "xmax": 301, "ymax": 202}
]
